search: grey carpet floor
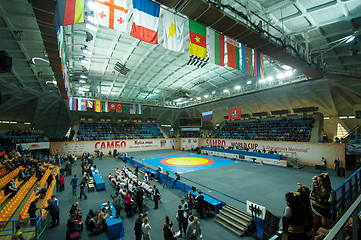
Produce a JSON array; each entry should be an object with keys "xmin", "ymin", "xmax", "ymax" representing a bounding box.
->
[{"xmin": 41, "ymin": 149, "xmax": 352, "ymax": 240}]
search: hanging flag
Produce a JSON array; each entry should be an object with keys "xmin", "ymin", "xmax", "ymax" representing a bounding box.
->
[
  {"xmin": 241, "ymin": 44, "xmax": 254, "ymax": 75},
  {"xmin": 123, "ymin": 104, "xmax": 130, "ymax": 114},
  {"xmin": 208, "ymin": 28, "xmax": 224, "ymax": 66},
  {"xmin": 202, "ymin": 111, "xmax": 213, "ymax": 122},
  {"xmin": 94, "ymin": 0, "xmax": 128, "ymax": 31},
  {"xmin": 69, "ymin": 97, "xmax": 77, "ymax": 111},
  {"xmin": 103, "ymin": 101, "xmax": 109, "ymax": 112},
  {"xmin": 109, "ymin": 102, "xmax": 116, "ymax": 110},
  {"xmin": 129, "ymin": 104, "xmax": 136, "ymax": 114},
  {"xmin": 137, "ymin": 104, "xmax": 143, "ymax": 114},
  {"xmin": 130, "ymin": 0, "xmax": 160, "ymax": 44},
  {"xmin": 78, "ymin": 98, "xmax": 87, "ymax": 111},
  {"xmin": 95, "ymin": 100, "xmax": 102, "ymax": 112},
  {"xmin": 227, "ymin": 38, "xmax": 240, "ymax": 70},
  {"xmin": 253, "ymin": 50, "xmax": 264, "ymax": 78},
  {"xmin": 228, "ymin": 107, "xmax": 242, "ymax": 120},
  {"xmin": 56, "ymin": 26, "xmax": 64, "ymax": 59},
  {"xmin": 189, "ymin": 19, "xmax": 206, "ymax": 58},
  {"xmin": 163, "ymin": 10, "xmax": 185, "ymax": 52},
  {"xmin": 53, "ymin": 0, "xmax": 85, "ymax": 26},
  {"xmin": 87, "ymin": 100, "xmax": 94, "ymax": 108},
  {"xmin": 116, "ymin": 103, "xmax": 123, "ymax": 113}
]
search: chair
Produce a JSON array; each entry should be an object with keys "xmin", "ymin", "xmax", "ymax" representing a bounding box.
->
[{"xmin": 87, "ymin": 178, "xmax": 95, "ymax": 192}]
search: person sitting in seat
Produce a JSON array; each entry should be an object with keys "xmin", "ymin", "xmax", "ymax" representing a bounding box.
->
[
  {"xmin": 34, "ymin": 182, "xmax": 46, "ymax": 199},
  {"xmin": 67, "ymin": 214, "xmax": 83, "ymax": 233},
  {"xmin": 4, "ymin": 178, "xmax": 19, "ymax": 197}
]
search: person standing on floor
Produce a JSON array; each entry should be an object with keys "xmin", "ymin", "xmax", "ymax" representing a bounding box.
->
[
  {"xmin": 44, "ymin": 198, "xmax": 60, "ymax": 228},
  {"xmin": 195, "ymin": 190, "xmax": 204, "ymax": 218},
  {"xmin": 59, "ymin": 174, "xmax": 65, "ymax": 191},
  {"xmin": 153, "ymin": 185, "xmax": 160, "ymax": 209},
  {"xmin": 70, "ymin": 175, "xmax": 78, "ymax": 196},
  {"xmin": 134, "ymin": 212, "xmax": 148, "ymax": 240},
  {"xmin": 136, "ymin": 186, "xmax": 144, "ymax": 213},
  {"xmin": 142, "ymin": 217, "xmax": 152, "ymax": 240},
  {"xmin": 186, "ymin": 217, "xmax": 203, "ymax": 240},
  {"xmin": 78, "ymin": 177, "xmax": 87, "ymax": 200},
  {"xmin": 28, "ymin": 198, "xmax": 39, "ymax": 226}
]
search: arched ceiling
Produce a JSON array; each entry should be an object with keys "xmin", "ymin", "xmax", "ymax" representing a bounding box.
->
[{"xmin": 0, "ymin": 0, "xmax": 360, "ymax": 136}]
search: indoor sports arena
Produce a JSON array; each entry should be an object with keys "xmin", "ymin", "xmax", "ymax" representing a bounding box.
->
[{"xmin": 1, "ymin": 0, "xmax": 361, "ymax": 240}]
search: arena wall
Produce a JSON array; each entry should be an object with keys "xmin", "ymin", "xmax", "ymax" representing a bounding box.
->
[{"xmin": 50, "ymin": 138, "xmax": 345, "ymax": 168}]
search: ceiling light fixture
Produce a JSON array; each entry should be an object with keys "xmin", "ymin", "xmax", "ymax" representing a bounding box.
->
[
  {"xmin": 223, "ymin": 89, "xmax": 229, "ymax": 93},
  {"xmin": 266, "ymin": 76, "xmax": 274, "ymax": 81},
  {"xmin": 196, "ymin": 97, "xmax": 201, "ymax": 100},
  {"xmin": 339, "ymin": 116, "xmax": 347, "ymax": 119},
  {"xmin": 282, "ymin": 65, "xmax": 292, "ymax": 70},
  {"xmin": 85, "ymin": 23, "xmax": 98, "ymax": 32},
  {"xmin": 247, "ymin": 81, "xmax": 252, "ymax": 84},
  {"xmin": 212, "ymin": 91, "xmax": 216, "ymax": 94},
  {"xmin": 285, "ymin": 70, "xmax": 293, "ymax": 77},
  {"xmin": 349, "ymin": 116, "xmax": 355, "ymax": 119},
  {"xmin": 80, "ymin": 75, "xmax": 87, "ymax": 79},
  {"xmin": 345, "ymin": 35, "xmax": 355, "ymax": 44},
  {"xmin": 82, "ymin": 48, "xmax": 92, "ymax": 55},
  {"xmin": 79, "ymin": 80, "xmax": 86, "ymax": 83},
  {"xmin": 234, "ymin": 86, "xmax": 241, "ymax": 90},
  {"xmin": 204, "ymin": 95, "xmax": 209, "ymax": 98},
  {"xmin": 277, "ymin": 73, "xmax": 286, "ymax": 79},
  {"xmin": 81, "ymin": 59, "xmax": 90, "ymax": 64},
  {"xmin": 24, "ymin": 122, "xmax": 31, "ymax": 125},
  {"xmin": 259, "ymin": 79, "xmax": 266, "ymax": 83}
]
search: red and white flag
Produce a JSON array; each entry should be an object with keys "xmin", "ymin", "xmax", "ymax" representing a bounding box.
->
[
  {"xmin": 95, "ymin": 0, "xmax": 129, "ymax": 31},
  {"xmin": 109, "ymin": 102, "xmax": 116, "ymax": 110}
]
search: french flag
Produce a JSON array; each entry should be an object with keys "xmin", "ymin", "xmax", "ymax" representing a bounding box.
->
[
  {"xmin": 130, "ymin": 0, "xmax": 160, "ymax": 44},
  {"xmin": 202, "ymin": 111, "xmax": 213, "ymax": 122}
]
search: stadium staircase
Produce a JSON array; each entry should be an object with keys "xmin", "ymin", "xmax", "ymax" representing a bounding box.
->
[{"xmin": 214, "ymin": 204, "xmax": 252, "ymax": 236}]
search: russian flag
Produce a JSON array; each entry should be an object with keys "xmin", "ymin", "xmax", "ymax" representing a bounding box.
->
[
  {"xmin": 202, "ymin": 111, "xmax": 213, "ymax": 122},
  {"xmin": 69, "ymin": 97, "xmax": 77, "ymax": 111},
  {"xmin": 130, "ymin": 0, "xmax": 160, "ymax": 44}
]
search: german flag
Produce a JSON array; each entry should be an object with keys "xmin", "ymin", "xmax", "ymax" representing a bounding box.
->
[
  {"xmin": 53, "ymin": 0, "xmax": 84, "ymax": 26},
  {"xmin": 189, "ymin": 20, "xmax": 206, "ymax": 58}
]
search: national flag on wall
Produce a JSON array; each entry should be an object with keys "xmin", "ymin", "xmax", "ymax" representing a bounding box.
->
[
  {"xmin": 189, "ymin": 19, "xmax": 206, "ymax": 58},
  {"xmin": 129, "ymin": 104, "xmax": 136, "ymax": 114},
  {"xmin": 102, "ymin": 101, "xmax": 109, "ymax": 112},
  {"xmin": 87, "ymin": 100, "xmax": 94, "ymax": 108},
  {"xmin": 137, "ymin": 104, "xmax": 143, "ymax": 114},
  {"xmin": 53, "ymin": 0, "xmax": 85, "ymax": 26},
  {"xmin": 69, "ymin": 97, "xmax": 77, "ymax": 111},
  {"xmin": 202, "ymin": 111, "xmax": 213, "ymax": 122},
  {"xmin": 253, "ymin": 50, "xmax": 264, "ymax": 78},
  {"xmin": 94, "ymin": 0, "xmax": 128, "ymax": 31},
  {"xmin": 241, "ymin": 44, "xmax": 254, "ymax": 75},
  {"xmin": 163, "ymin": 10, "xmax": 185, "ymax": 52},
  {"xmin": 208, "ymin": 28, "xmax": 224, "ymax": 66},
  {"xmin": 116, "ymin": 103, "xmax": 123, "ymax": 113},
  {"xmin": 130, "ymin": 0, "xmax": 160, "ymax": 44},
  {"xmin": 78, "ymin": 98, "xmax": 87, "ymax": 111},
  {"xmin": 228, "ymin": 107, "xmax": 242, "ymax": 120},
  {"xmin": 109, "ymin": 102, "xmax": 116, "ymax": 110},
  {"xmin": 95, "ymin": 100, "xmax": 102, "ymax": 112},
  {"xmin": 227, "ymin": 38, "xmax": 240, "ymax": 70}
]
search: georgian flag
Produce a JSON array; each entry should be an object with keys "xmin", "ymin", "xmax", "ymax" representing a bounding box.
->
[{"xmin": 95, "ymin": 0, "xmax": 129, "ymax": 31}]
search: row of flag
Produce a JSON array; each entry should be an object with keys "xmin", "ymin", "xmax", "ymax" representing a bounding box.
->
[
  {"xmin": 53, "ymin": 0, "xmax": 264, "ymax": 78},
  {"xmin": 202, "ymin": 107, "xmax": 242, "ymax": 122},
  {"xmin": 69, "ymin": 98, "xmax": 143, "ymax": 114}
]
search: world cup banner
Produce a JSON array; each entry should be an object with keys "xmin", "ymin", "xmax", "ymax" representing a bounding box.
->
[{"xmin": 50, "ymin": 139, "xmax": 180, "ymax": 156}]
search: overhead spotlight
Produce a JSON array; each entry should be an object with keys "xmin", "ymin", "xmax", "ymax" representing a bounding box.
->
[
  {"xmin": 266, "ymin": 76, "xmax": 274, "ymax": 81},
  {"xmin": 87, "ymin": 16, "xmax": 98, "ymax": 25},
  {"xmin": 196, "ymin": 97, "xmax": 201, "ymax": 100},
  {"xmin": 223, "ymin": 89, "xmax": 229, "ymax": 93},
  {"xmin": 85, "ymin": 31, "xmax": 93, "ymax": 42},
  {"xmin": 345, "ymin": 35, "xmax": 355, "ymax": 44},
  {"xmin": 80, "ymin": 75, "xmax": 87, "ymax": 79},
  {"xmin": 277, "ymin": 73, "xmax": 285, "ymax": 79},
  {"xmin": 81, "ymin": 46, "xmax": 92, "ymax": 55},
  {"xmin": 88, "ymin": 0, "xmax": 96, "ymax": 11},
  {"xmin": 247, "ymin": 80, "xmax": 252, "ymax": 84},
  {"xmin": 85, "ymin": 23, "xmax": 98, "ymax": 32},
  {"xmin": 79, "ymin": 80, "xmax": 86, "ymax": 83},
  {"xmin": 234, "ymin": 85, "xmax": 241, "ymax": 90},
  {"xmin": 285, "ymin": 70, "xmax": 293, "ymax": 77},
  {"xmin": 282, "ymin": 65, "xmax": 292, "ymax": 70},
  {"xmin": 204, "ymin": 95, "xmax": 209, "ymax": 98},
  {"xmin": 212, "ymin": 91, "xmax": 216, "ymax": 94}
]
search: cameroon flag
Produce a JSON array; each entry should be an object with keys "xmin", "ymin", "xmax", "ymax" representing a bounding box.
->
[
  {"xmin": 53, "ymin": 0, "xmax": 84, "ymax": 26},
  {"xmin": 189, "ymin": 20, "xmax": 206, "ymax": 58}
]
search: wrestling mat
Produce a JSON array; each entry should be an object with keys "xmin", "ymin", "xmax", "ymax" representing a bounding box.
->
[{"xmin": 140, "ymin": 154, "xmax": 237, "ymax": 174}]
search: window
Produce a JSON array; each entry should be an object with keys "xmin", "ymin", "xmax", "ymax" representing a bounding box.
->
[{"xmin": 336, "ymin": 123, "xmax": 348, "ymax": 139}]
